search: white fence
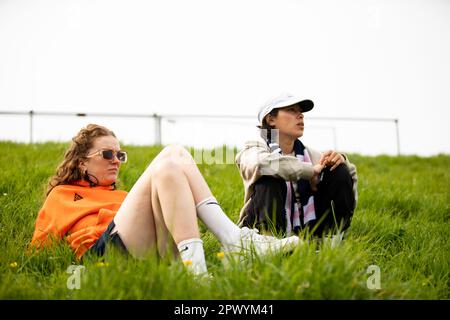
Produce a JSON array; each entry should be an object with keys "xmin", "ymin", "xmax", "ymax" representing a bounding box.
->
[{"xmin": 0, "ymin": 110, "xmax": 400, "ymax": 155}]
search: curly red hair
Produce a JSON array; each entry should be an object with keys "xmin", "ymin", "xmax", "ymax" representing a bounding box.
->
[{"xmin": 46, "ymin": 124, "xmax": 116, "ymax": 196}]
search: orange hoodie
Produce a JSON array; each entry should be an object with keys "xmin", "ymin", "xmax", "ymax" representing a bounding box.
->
[{"xmin": 30, "ymin": 181, "xmax": 128, "ymax": 259}]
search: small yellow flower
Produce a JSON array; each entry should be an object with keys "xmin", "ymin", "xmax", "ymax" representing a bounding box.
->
[
  {"xmin": 183, "ymin": 260, "xmax": 193, "ymax": 266},
  {"xmin": 9, "ymin": 262, "xmax": 18, "ymax": 268},
  {"xmin": 95, "ymin": 262, "xmax": 106, "ymax": 267},
  {"xmin": 216, "ymin": 252, "xmax": 225, "ymax": 259}
]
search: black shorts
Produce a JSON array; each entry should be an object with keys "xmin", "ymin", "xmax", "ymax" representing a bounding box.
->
[{"xmin": 86, "ymin": 220, "xmax": 128, "ymax": 257}]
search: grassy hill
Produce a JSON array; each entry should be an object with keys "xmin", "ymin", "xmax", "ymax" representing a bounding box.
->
[{"xmin": 0, "ymin": 142, "xmax": 448, "ymax": 299}]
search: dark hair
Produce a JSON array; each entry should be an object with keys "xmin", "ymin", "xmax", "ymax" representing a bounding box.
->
[
  {"xmin": 46, "ymin": 124, "xmax": 116, "ymax": 196},
  {"xmin": 257, "ymin": 109, "xmax": 279, "ymax": 140}
]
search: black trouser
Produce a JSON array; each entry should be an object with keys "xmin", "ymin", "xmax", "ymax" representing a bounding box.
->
[{"xmin": 241, "ymin": 164, "xmax": 355, "ymax": 237}]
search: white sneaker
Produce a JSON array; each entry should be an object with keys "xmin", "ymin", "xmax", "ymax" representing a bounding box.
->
[{"xmin": 221, "ymin": 227, "xmax": 300, "ymax": 258}]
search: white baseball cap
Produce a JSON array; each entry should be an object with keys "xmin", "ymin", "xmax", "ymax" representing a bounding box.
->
[{"xmin": 258, "ymin": 92, "xmax": 314, "ymax": 125}]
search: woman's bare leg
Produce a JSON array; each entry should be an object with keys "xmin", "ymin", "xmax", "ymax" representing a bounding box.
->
[
  {"xmin": 150, "ymin": 145, "xmax": 242, "ymax": 245},
  {"xmin": 113, "ymin": 157, "xmax": 200, "ymax": 259},
  {"xmin": 150, "ymin": 159, "xmax": 200, "ymax": 251},
  {"xmin": 148, "ymin": 145, "xmax": 212, "ymax": 204}
]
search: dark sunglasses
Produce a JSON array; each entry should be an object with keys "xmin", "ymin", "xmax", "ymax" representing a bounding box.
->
[{"xmin": 87, "ymin": 149, "xmax": 128, "ymax": 163}]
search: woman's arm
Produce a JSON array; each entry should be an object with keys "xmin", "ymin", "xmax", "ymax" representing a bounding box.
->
[
  {"xmin": 30, "ymin": 188, "xmax": 73, "ymax": 247},
  {"xmin": 235, "ymin": 139, "xmax": 315, "ymax": 184}
]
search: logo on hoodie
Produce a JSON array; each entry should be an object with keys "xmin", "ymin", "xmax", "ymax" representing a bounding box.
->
[{"xmin": 74, "ymin": 193, "xmax": 84, "ymax": 201}]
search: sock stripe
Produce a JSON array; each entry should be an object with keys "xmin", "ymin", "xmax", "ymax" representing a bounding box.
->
[{"xmin": 196, "ymin": 196, "xmax": 216, "ymax": 209}]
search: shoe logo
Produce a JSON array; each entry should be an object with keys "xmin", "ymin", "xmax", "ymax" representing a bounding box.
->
[
  {"xmin": 74, "ymin": 193, "xmax": 84, "ymax": 201},
  {"xmin": 206, "ymin": 202, "xmax": 219, "ymax": 206},
  {"xmin": 180, "ymin": 246, "xmax": 189, "ymax": 252}
]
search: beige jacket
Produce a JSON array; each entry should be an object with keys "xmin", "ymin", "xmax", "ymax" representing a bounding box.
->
[{"xmin": 235, "ymin": 135, "xmax": 358, "ymax": 226}]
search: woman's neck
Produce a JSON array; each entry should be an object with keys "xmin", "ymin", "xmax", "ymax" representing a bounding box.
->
[{"xmin": 279, "ymin": 135, "xmax": 296, "ymax": 155}]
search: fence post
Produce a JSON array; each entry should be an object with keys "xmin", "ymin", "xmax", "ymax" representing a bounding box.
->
[
  {"xmin": 395, "ymin": 119, "xmax": 400, "ymax": 156},
  {"xmin": 154, "ymin": 113, "xmax": 161, "ymax": 145},
  {"xmin": 29, "ymin": 110, "xmax": 34, "ymax": 144},
  {"xmin": 332, "ymin": 126, "xmax": 337, "ymax": 150}
]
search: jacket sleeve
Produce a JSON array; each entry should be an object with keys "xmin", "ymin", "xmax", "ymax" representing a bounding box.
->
[
  {"xmin": 341, "ymin": 153, "xmax": 359, "ymax": 207},
  {"xmin": 29, "ymin": 188, "xmax": 76, "ymax": 247},
  {"xmin": 235, "ymin": 140, "xmax": 315, "ymax": 183}
]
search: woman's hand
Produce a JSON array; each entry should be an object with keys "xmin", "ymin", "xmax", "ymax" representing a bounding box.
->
[
  {"xmin": 320, "ymin": 150, "xmax": 345, "ymax": 171},
  {"xmin": 313, "ymin": 163, "xmax": 325, "ymax": 175}
]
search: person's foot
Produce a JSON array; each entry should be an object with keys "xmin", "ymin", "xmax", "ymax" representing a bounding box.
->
[{"xmin": 221, "ymin": 227, "xmax": 300, "ymax": 261}]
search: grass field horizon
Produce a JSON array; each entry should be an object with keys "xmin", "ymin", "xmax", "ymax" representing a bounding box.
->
[{"xmin": 0, "ymin": 141, "xmax": 448, "ymax": 300}]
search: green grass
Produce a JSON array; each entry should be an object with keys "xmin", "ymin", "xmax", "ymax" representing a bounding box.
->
[{"xmin": 0, "ymin": 142, "xmax": 449, "ymax": 299}]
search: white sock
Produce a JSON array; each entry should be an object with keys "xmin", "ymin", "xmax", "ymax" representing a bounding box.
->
[
  {"xmin": 196, "ymin": 196, "xmax": 241, "ymax": 245},
  {"xmin": 177, "ymin": 238, "xmax": 208, "ymax": 275}
]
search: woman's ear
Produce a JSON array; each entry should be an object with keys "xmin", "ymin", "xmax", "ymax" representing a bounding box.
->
[
  {"xmin": 79, "ymin": 159, "xmax": 87, "ymax": 174},
  {"xmin": 266, "ymin": 114, "xmax": 276, "ymax": 127}
]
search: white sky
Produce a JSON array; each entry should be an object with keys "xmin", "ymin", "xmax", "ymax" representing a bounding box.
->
[{"xmin": 0, "ymin": 0, "xmax": 449, "ymax": 155}]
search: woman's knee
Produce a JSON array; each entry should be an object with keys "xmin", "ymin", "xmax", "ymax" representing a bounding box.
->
[
  {"xmin": 323, "ymin": 164, "xmax": 352, "ymax": 185},
  {"xmin": 158, "ymin": 144, "xmax": 193, "ymax": 165},
  {"xmin": 151, "ymin": 158, "xmax": 184, "ymax": 181},
  {"xmin": 253, "ymin": 176, "xmax": 285, "ymax": 201},
  {"xmin": 254, "ymin": 176, "xmax": 286, "ymax": 193},
  {"xmin": 161, "ymin": 144, "xmax": 190, "ymax": 158}
]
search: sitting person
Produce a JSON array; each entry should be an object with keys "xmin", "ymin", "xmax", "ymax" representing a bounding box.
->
[
  {"xmin": 235, "ymin": 93, "xmax": 358, "ymax": 243},
  {"xmin": 29, "ymin": 124, "xmax": 300, "ymax": 276}
]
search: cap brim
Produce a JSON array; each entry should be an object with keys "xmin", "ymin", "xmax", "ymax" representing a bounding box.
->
[
  {"xmin": 276, "ymin": 98, "xmax": 314, "ymax": 113},
  {"xmin": 296, "ymin": 99, "xmax": 314, "ymax": 112}
]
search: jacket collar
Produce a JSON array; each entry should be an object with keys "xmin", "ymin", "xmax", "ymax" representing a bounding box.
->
[{"xmin": 72, "ymin": 180, "xmax": 116, "ymax": 190}]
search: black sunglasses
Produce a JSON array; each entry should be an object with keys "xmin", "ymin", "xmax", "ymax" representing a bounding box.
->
[{"xmin": 87, "ymin": 149, "xmax": 128, "ymax": 163}]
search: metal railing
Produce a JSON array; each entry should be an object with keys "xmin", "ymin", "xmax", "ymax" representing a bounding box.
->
[{"xmin": 0, "ymin": 110, "xmax": 401, "ymax": 155}]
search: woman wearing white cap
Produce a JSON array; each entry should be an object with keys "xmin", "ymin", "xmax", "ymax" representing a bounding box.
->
[{"xmin": 235, "ymin": 93, "xmax": 358, "ymax": 242}]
